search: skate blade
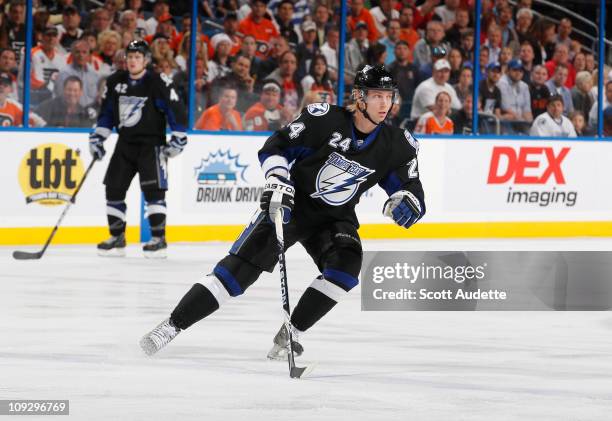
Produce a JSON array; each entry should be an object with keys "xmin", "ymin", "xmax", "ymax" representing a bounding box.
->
[
  {"xmin": 97, "ymin": 248, "xmax": 126, "ymax": 257},
  {"xmin": 143, "ymin": 249, "xmax": 167, "ymax": 259},
  {"xmin": 267, "ymin": 344, "xmax": 302, "ymax": 361}
]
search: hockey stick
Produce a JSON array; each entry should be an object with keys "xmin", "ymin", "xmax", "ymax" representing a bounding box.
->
[
  {"xmin": 13, "ymin": 159, "xmax": 96, "ymax": 260},
  {"xmin": 273, "ymin": 211, "xmax": 313, "ymax": 379}
]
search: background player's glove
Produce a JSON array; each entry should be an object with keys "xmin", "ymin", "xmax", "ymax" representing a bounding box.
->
[
  {"xmin": 88, "ymin": 133, "xmax": 106, "ymax": 161},
  {"xmin": 260, "ymin": 175, "xmax": 294, "ymax": 224},
  {"xmin": 163, "ymin": 134, "xmax": 187, "ymax": 158},
  {"xmin": 383, "ymin": 190, "xmax": 422, "ymax": 228}
]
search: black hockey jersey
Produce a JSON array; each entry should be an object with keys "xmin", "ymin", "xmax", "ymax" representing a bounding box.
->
[
  {"xmin": 93, "ymin": 70, "xmax": 187, "ymax": 145},
  {"xmin": 258, "ymin": 103, "xmax": 425, "ymax": 227}
]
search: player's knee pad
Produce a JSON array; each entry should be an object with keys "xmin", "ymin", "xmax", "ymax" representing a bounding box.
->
[
  {"xmin": 105, "ymin": 187, "xmax": 127, "ymax": 202},
  {"xmin": 314, "ymin": 231, "xmax": 362, "ymax": 300},
  {"xmin": 211, "ymin": 254, "xmax": 263, "ymax": 299}
]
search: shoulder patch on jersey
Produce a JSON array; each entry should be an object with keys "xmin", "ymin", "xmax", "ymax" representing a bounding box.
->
[
  {"xmin": 307, "ymin": 102, "xmax": 330, "ymax": 116},
  {"xmin": 404, "ymin": 129, "xmax": 419, "ymax": 154},
  {"xmin": 539, "ymin": 118, "xmax": 546, "ymax": 125}
]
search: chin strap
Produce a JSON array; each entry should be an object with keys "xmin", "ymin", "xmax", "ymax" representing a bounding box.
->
[{"xmin": 356, "ymin": 89, "xmax": 395, "ymax": 125}]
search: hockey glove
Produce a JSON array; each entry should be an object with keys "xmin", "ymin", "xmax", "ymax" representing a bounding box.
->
[
  {"xmin": 88, "ymin": 133, "xmax": 106, "ymax": 161},
  {"xmin": 260, "ymin": 175, "xmax": 295, "ymax": 224},
  {"xmin": 383, "ymin": 190, "xmax": 422, "ymax": 228},
  {"xmin": 163, "ymin": 134, "xmax": 188, "ymax": 158}
]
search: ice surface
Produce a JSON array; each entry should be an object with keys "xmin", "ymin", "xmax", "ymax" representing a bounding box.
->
[{"xmin": 2, "ymin": 239, "xmax": 612, "ymax": 420}]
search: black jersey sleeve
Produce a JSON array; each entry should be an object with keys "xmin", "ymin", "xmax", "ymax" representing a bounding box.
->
[
  {"xmin": 152, "ymin": 73, "xmax": 188, "ymax": 136},
  {"xmin": 258, "ymin": 103, "xmax": 339, "ymax": 178},
  {"xmin": 378, "ymin": 129, "xmax": 426, "ymax": 217},
  {"xmin": 92, "ymin": 74, "xmax": 117, "ymax": 139}
]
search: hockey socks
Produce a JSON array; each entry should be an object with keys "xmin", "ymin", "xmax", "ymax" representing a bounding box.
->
[
  {"xmin": 145, "ymin": 199, "xmax": 167, "ymax": 237},
  {"xmin": 170, "ymin": 282, "xmax": 220, "ymax": 330},
  {"xmin": 106, "ymin": 200, "xmax": 126, "ymax": 236}
]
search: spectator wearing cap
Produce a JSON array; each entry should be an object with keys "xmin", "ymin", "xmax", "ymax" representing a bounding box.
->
[
  {"xmin": 380, "ymin": 19, "xmax": 402, "ymax": 65},
  {"xmin": 207, "ymin": 33, "xmax": 233, "ymax": 82},
  {"xmin": 89, "ymin": 8, "xmax": 112, "ymax": 36},
  {"xmin": 445, "ymin": 7, "xmax": 470, "ymax": 50},
  {"xmin": 296, "ymin": 21, "xmax": 318, "ymax": 80},
  {"xmin": 56, "ymin": 6, "xmax": 83, "ymax": 53},
  {"xmin": 145, "ymin": 0, "xmax": 169, "ymax": 36},
  {"xmin": 30, "ymin": 26, "xmax": 67, "ymax": 105},
  {"xmin": 36, "ymin": 75, "xmax": 97, "ymax": 127},
  {"xmin": 588, "ymin": 80, "xmax": 612, "ymax": 131},
  {"xmin": 529, "ymin": 94, "xmax": 576, "ymax": 137},
  {"xmin": 195, "ymin": 85, "xmax": 242, "ymax": 130},
  {"xmin": 0, "ymin": 72, "xmax": 45, "ymax": 127},
  {"xmin": 411, "ymin": 58, "xmax": 462, "ymax": 120},
  {"xmin": 545, "ymin": 63, "xmax": 574, "ymax": 116},
  {"xmin": 412, "ymin": 20, "xmax": 450, "ymax": 69},
  {"xmin": 243, "ymin": 79, "xmax": 283, "ymax": 131},
  {"xmin": 347, "ymin": 0, "xmax": 379, "ymax": 43},
  {"xmin": 239, "ymin": 0, "xmax": 280, "ymax": 59},
  {"xmin": 497, "ymin": 59, "xmax": 533, "ymax": 130},
  {"xmin": 415, "ymin": 45, "xmax": 447, "ymax": 85},
  {"xmin": 572, "ymin": 71, "xmax": 594, "ymax": 126},
  {"xmin": 388, "ymin": 40, "xmax": 417, "ymax": 120},
  {"xmin": 398, "ymin": 6, "xmax": 420, "ymax": 49},
  {"xmin": 0, "ymin": 49, "xmax": 18, "ymax": 101},
  {"xmin": 370, "ymin": 0, "xmax": 400, "ymax": 37},
  {"xmin": 415, "ymin": 91, "xmax": 454, "ymax": 134},
  {"xmin": 300, "ymin": 54, "xmax": 335, "ymax": 104},
  {"xmin": 345, "ymin": 22, "xmax": 369, "ymax": 78},
  {"xmin": 479, "ymin": 62, "xmax": 502, "ymax": 117},
  {"xmin": 274, "ymin": 0, "xmax": 300, "ymax": 46},
  {"xmin": 216, "ymin": 53, "xmax": 259, "ymax": 112},
  {"xmin": 544, "ymin": 43, "xmax": 576, "ymax": 89},
  {"xmin": 55, "ymin": 39, "xmax": 100, "ymax": 107},
  {"xmin": 529, "ymin": 65, "xmax": 551, "ymax": 118}
]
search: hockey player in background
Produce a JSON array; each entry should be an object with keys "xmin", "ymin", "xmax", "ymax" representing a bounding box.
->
[
  {"xmin": 140, "ymin": 64, "xmax": 425, "ymax": 359},
  {"xmin": 89, "ymin": 40, "xmax": 188, "ymax": 258}
]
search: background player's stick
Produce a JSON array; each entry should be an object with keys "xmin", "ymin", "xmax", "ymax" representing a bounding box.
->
[
  {"xmin": 13, "ymin": 159, "xmax": 96, "ymax": 260},
  {"xmin": 274, "ymin": 211, "xmax": 313, "ymax": 379}
]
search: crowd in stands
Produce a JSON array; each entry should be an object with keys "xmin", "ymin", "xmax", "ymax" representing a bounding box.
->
[{"xmin": 0, "ymin": 0, "xmax": 610, "ymax": 136}]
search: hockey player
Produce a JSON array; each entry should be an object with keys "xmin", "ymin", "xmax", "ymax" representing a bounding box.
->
[
  {"xmin": 89, "ymin": 40, "xmax": 188, "ymax": 258},
  {"xmin": 140, "ymin": 64, "xmax": 425, "ymax": 358}
]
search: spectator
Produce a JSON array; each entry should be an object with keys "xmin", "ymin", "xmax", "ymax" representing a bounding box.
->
[
  {"xmin": 347, "ymin": 0, "xmax": 379, "ymax": 43},
  {"xmin": 57, "ymin": 5, "xmax": 83, "ymax": 53},
  {"xmin": 217, "ymin": 53, "xmax": 258, "ymax": 112},
  {"xmin": 448, "ymin": 48, "xmax": 464, "ymax": 85},
  {"xmin": 0, "ymin": 72, "xmax": 45, "ymax": 127},
  {"xmin": 584, "ymin": 52, "xmax": 596, "ymax": 73},
  {"xmin": 497, "ymin": 4, "xmax": 519, "ymax": 53},
  {"xmin": 415, "ymin": 91, "xmax": 454, "ymax": 134},
  {"xmin": 274, "ymin": 0, "xmax": 299, "ymax": 46},
  {"xmin": 453, "ymin": 66, "xmax": 472, "ymax": 103},
  {"xmin": 90, "ymin": 8, "xmax": 112, "ymax": 36},
  {"xmin": 483, "ymin": 24, "xmax": 502, "ymax": 65},
  {"xmin": 411, "ymin": 59, "xmax": 461, "ymax": 120},
  {"xmin": 240, "ymin": 35, "xmax": 262, "ymax": 78},
  {"xmin": 412, "ymin": 20, "xmax": 449, "ymax": 68},
  {"xmin": 265, "ymin": 50, "xmax": 303, "ymax": 115},
  {"xmin": 380, "ymin": 19, "xmax": 402, "ymax": 65},
  {"xmin": 529, "ymin": 94, "xmax": 576, "ymax": 137},
  {"xmin": 55, "ymin": 39, "xmax": 100, "ymax": 107},
  {"xmin": 459, "ymin": 29, "xmax": 474, "ymax": 62},
  {"xmin": 195, "ymin": 85, "xmax": 242, "ymax": 130},
  {"xmin": 36, "ymin": 75, "xmax": 97, "ymax": 127},
  {"xmin": 545, "ymin": 63, "xmax": 574, "ymax": 116},
  {"xmin": 398, "ymin": 6, "xmax": 420, "ymax": 49},
  {"xmin": 445, "ymin": 7, "xmax": 470, "ymax": 50},
  {"xmin": 0, "ymin": 48, "xmax": 18, "ymax": 100},
  {"xmin": 554, "ymin": 18, "xmax": 574, "ymax": 52},
  {"xmin": 33, "ymin": 9, "xmax": 51, "ymax": 45},
  {"xmin": 434, "ymin": 0, "xmax": 460, "ymax": 30},
  {"xmin": 81, "ymin": 30, "xmax": 98, "ymax": 55},
  {"xmin": 478, "ymin": 45, "xmax": 490, "ymax": 80},
  {"xmin": 296, "ymin": 21, "xmax": 318, "ymax": 80},
  {"xmin": 243, "ymin": 79, "xmax": 283, "ymax": 131},
  {"xmin": 345, "ymin": 22, "xmax": 369, "ymax": 78},
  {"xmin": 479, "ymin": 62, "xmax": 502, "ymax": 117},
  {"xmin": 497, "ymin": 59, "xmax": 533, "ymax": 128},
  {"xmin": 451, "ymin": 92, "xmax": 474, "ymax": 134},
  {"xmin": 30, "ymin": 26, "xmax": 67, "ymax": 105},
  {"xmin": 569, "ymin": 111, "xmax": 593, "ymax": 137},
  {"xmin": 112, "ymin": 49, "xmax": 127, "ymax": 72},
  {"xmin": 514, "ymin": 8, "xmax": 539, "ymax": 62},
  {"xmin": 406, "ymin": 0, "xmax": 439, "ymax": 31},
  {"xmin": 144, "ymin": 0, "xmax": 169, "ymax": 36},
  {"xmin": 366, "ymin": 43, "xmax": 387, "ymax": 66},
  {"xmin": 319, "ymin": 27, "xmax": 339, "ymax": 80},
  {"xmin": 5, "ymin": 0, "xmax": 26, "ymax": 62},
  {"xmin": 267, "ymin": 0, "xmax": 310, "ymax": 26},
  {"xmin": 150, "ymin": 34, "xmax": 177, "ymax": 70},
  {"xmin": 370, "ymin": 0, "xmax": 399, "ymax": 37},
  {"xmin": 498, "ymin": 46, "xmax": 513, "ymax": 74},
  {"xmin": 545, "ymin": 43, "xmax": 576, "ymax": 88},
  {"xmin": 415, "ymin": 45, "xmax": 448, "ymax": 84},
  {"xmin": 313, "ymin": 3, "xmax": 332, "ymax": 48},
  {"xmin": 256, "ymin": 35, "xmax": 289, "ymax": 81},
  {"xmin": 588, "ymin": 81, "xmax": 612, "ymax": 131},
  {"xmin": 572, "ymin": 71, "xmax": 594, "ymax": 126},
  {"xmin": 119, "ymin": 9, "xmax": 146, "ymax": 41},
  {"xmin": 573, "ymin": 52, "xmax": 586, "ymax": 74},
  {"xmin": 529, "ymin": 64, "xmax": 551, "ymax": 118},
  {"xmin": 144, "ymin": 12, "xmax": 177, "ymax": 45},
  {"xmin": 175, "ymin": 32, "xmax": 206, "ymax": 72},
  {"xmin": 238, "ymin": 0, "xmax": 280, "ymax": 59},
  {"xmin": 207, "ymin": 33, "xmax": 233, "ymax": 82},
  {"xmin": 534, "ymin": 19, "xmax": 556, "ymax": 64},
  {"xmin": 300, "ymin": 54, "xmax": 335, "ymax": 104},
  {"xmin": 388, "ymin": 40, "xmax": 417, "ymax": 121},
  {"xmin": 518, "ymin": 41, "xmax": 535, "ymax": 83},
  {"xmin": 97, "ymin": 30, "xmax": 122, "ymax": 73}
]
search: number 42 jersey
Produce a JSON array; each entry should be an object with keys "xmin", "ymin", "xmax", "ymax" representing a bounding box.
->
[{"xmin": 258, "ymin": 103, "xmax": 426, "ymax": 227}]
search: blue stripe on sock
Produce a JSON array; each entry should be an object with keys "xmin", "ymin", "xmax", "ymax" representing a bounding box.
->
[
  {"xmin": 323, "ymin": 268, "xmax": 359, "ymax": 291},
  {"xmin": 213, "ymin": 264, "xmax": 243, "ymax": 297}
]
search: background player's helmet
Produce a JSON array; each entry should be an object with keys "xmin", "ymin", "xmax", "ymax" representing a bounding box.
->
[{"xmin": 126, "ymin": 40, "xmax": 150, "ymax": 59}]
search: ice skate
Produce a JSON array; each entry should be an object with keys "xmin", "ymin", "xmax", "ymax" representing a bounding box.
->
[
  {"xmin": 140, "ymin": 318, "xmax": 180, "ymax": 356},
  {"xmin": 143, "ymin": 236, "xmax": 167, "ymax": 259},
  {"xmin": 97, "ymin": 233, "xmax": 126, "ymax": 257},
  {"xmin": 267, "ymin": 324, "xmax": 304, "ymax": 360}
]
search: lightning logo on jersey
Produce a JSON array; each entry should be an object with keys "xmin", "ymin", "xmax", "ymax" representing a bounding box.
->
[
  {"xmin": 118, "ymin": 96, "xmax": 147, "ymax": 128},
  {"xmin": 311, "ymin": 152, "xmax": 375, "ymax": 206}
]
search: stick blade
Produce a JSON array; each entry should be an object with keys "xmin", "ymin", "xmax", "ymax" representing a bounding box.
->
[
  {"xmin": 290, "ymin": 363, "xmax": 316, "ymax": 379},
  {"xmin": 12, "ymin": 250, "xmax": 43, "ymax": 260}
]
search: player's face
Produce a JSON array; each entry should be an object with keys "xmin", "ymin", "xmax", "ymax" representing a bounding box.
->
[
  {"xmin": 127, "ymin": 52, "xmax": 146, "ymax": 75},
  {"xmin": 547, "ymin": 100, "xmax": 563, "ymax": 119},
  {"xmin": 365, "ymin": 89, "xmax": 394, "ymax": 122}
]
